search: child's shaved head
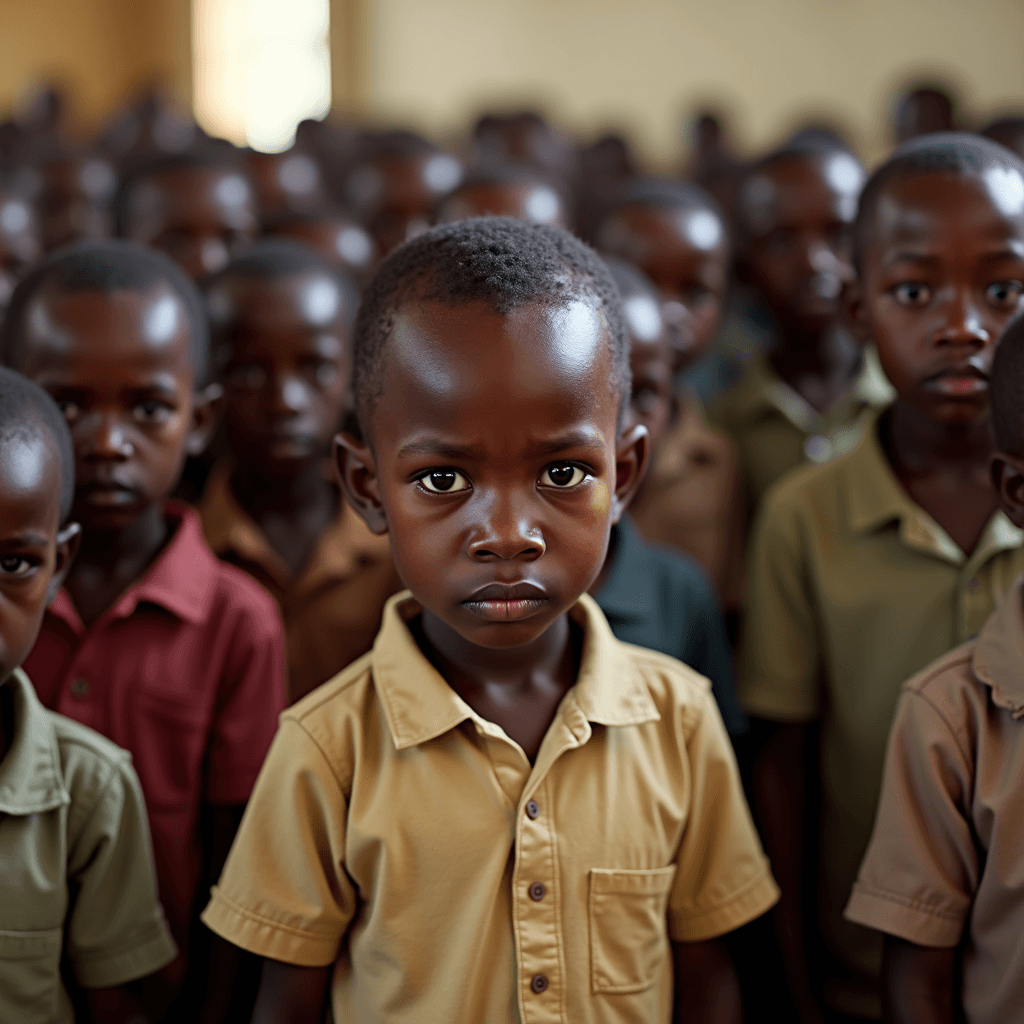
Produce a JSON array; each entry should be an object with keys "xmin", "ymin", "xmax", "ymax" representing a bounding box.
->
[{"xmin": 351, "ymin": 216, "xmax": 629, "ymax": 432}]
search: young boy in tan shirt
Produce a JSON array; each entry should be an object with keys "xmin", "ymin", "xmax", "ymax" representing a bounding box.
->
[
  {"xmin": 203, "ymin": 218, "xmax": 778, "ymax": 1023},
  {"xmin": 845, "ymin": 313, "xmax": 1024, "ymax": 1024}
]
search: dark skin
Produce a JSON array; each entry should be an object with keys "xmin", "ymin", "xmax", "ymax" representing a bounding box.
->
[
  {"xmin": 596, "ymin": 203, "xmax": 728, "ymax": 374},
  {"xmin": 755, "ymin": 168, "xmax": 1024, "ymax": 1024},
  {"xmin": 244, "ymin": 297, "xmax": 743, "ymax": 1024},
  {"xmin": 14, "ymin": 283, "xmax": 250, "ymax": 1016},
  {"xmin": 740, "ymin": 153, "xmax": 865, "ymax": 415},
  {"xmin": 244, "ymin": 150, "xmax": 326, "ymax": 224},
  {"xmin": 270, "ymin": 215, "xmax": 377, "ymax": 283},
  {"xmin": 37, "ymin": 155, "xmax": 116, "ymax": 251},
  {"xmin": 0, "ymin": 190, "xmax": 41, "ymax": 312},
  {"xmin": 124, "ymin": 166, "xmax": 259, "ymax": 281},
  {"xmin": 436, "ymin": 180, "xmax": 568, "ymax": 228},
  {"xmin": 213, "ymin": 269, "xmax": 351, "ymax": 575}
]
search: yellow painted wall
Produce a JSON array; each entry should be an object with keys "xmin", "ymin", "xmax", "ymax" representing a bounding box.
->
[{"xmin": 362, "ymin": 0, "xmax": 1024, "ymax": 165}]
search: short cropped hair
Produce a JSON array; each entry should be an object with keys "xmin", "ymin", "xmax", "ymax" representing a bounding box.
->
[
  {"xmin": 2, "ymin": 239, "xmax": 210, "ymax": 384},
  {"xmin": 991, "ymin": 314, "xmax": 1024, "ymax": 455},
  {"xmin": 351, "ymin": 216, "xmax": 629, "ymax": 432},
  {"xmin": 0, "ymin": 366, "xmax": 75, "ymax": 522},
  {"xmin": 854, "ymin": 132, "xmax": 1024, "ymax": 271}
]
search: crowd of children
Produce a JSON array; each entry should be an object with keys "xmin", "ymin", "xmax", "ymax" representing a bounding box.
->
[{"xmin": 0, "ymin": 79, "xmax": 1023, "ymax": 1024}]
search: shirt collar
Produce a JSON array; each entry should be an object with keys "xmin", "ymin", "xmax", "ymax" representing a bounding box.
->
[
  {"xmin": 592, "ymin": 517, "xmax": 650, "ymax": 626},
  {"xmin": 844, "ymin": 409, "xmax": 1024, "ymax": 566},
  {"xmin": 49, "ymin": 503, "xmax": 218, "ymax": 632},
  {"xmin": 0, "ymin": 669, "xmax": 69, "ymax": 815},
  {"xmin": 973, "ymin": 577, "xmax": 1024, "ymax": 718},
  {"xmin": 371, "ymin": 590, "xmax": 660, "ymax": 752}
]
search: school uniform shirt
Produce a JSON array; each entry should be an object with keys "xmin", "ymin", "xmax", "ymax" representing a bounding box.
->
[
  {"xmin": 630, "ymin": 396, "xmax": 746, "ymax": 609},
  {"xmin": 199, "ymin": 461, "xmax": 403, "ymax": 703},
  {"xmin": 0, "ymin": 669, "xmax": 176, "ymax": 1024},
  {"xmin": 738, "ymin": 409, "xmax": 1024, "ymax": 1018},
  {"xmin": 845, "ymin": 579, "xmax": 1024, "ymax": 1024},
  {"xmin": 708, "ymin": 345, "xmax": 895, "ymax": 523},
  {"xmin": 203, "ymin": 591, "xmax": 779, "ymax": 1024},
  {"xmin": 22, "ymin": 502, "xmax": 287, "ymax": 946},
  {"xmin": 593, "ymin": 515, "xmax": 747, "ymax": 735}
]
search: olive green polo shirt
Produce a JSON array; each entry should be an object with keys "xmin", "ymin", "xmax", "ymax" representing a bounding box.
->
[
  {"xmin": 709, "ymin": 345, "xmax": 895, "ymax": 520},
  {"xmin": 204, "ymin": 592, "xmax": 779, "ymax": 1024},
  {"xmin": 738, "ymin": 410, "xmax": 1024, "ymax": 1017},
  {"xmin": 0, "ymin": 669, "xmax": 176, "ymax": 1023}
]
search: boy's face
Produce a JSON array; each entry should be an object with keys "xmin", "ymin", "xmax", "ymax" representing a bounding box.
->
[
  {"xmin": 338, "ymin": 298, "xmax": 647, "ymax": 650},
  {"xmin": 0, "ymin": 431, "xmax": 78, "ymax": 682},
  {"xmin": 216, "ymin": 270, "xmax": 349, "ymax": 478},
  {"xmin": 742, "ymin": 153, "xmax": 863, "ymax": 340},
  {"xmin": 597, "ymin": 204, "xmax": 728, "ymax": 373},
  {"xmin": 125, "ymin": 167, "xmax": 258, "ymax": 281},
  {"xmin": 271, "ymin": 217, "xmax": 376, "ymax": 283},
  {"xmin": 19, "ymin": 284, "xmax": 216, "ymax": 532},
  {"xmin": 246, "ymin": 151, "xmax": 325, "ymax": 223},
  {"xmin": 437, "ymin": 182, "xmax": 567, "ymax": 229},
  {"xmin": 854, "ymin": 170, "xmax": 1024, "ymax": 429},
  {"xmin": 0, "ymin": 193, "xmax": 41, "ymax": 313},
  {"xmin": 624, "ymin": 293, "xmax": 673, "ymax": 456},
  {"xmin": 38, "ymin": 157, "xmax": 116, "ymax": 251}
]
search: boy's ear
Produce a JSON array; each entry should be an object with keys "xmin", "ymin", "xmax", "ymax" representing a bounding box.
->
[
  {"xmin": 335, "ymin": 431, "xmax": 389, "ymax": 535},
  {"xmin": 185, "ymin": 383, "xmax": 225, "ymax": 457},
  {"xmin": 991, "ymin": 451, "xmax": 1024, "ymax": 529},
  {"xmin": 610, "ymin": 422, "xmax": 650, "ymax": 524},
  {"xmin": 845, "ymin": 278, "xmax": 872, "ymax": 344},
  {"xmin": 47, "ymin": 522, "xmax": 81, "ymax": 604}
]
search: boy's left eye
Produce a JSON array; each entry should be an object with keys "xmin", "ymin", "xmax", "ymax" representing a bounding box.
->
[
  {"xmin": 540, "ymin": 463, "xmax": 587, "ymax": 488},
  {"xmin": 419, "ymin": 470, "xmax": 471, "ymax": 493},
  {"xmin": 0, "ymin": 555, "xmax": 34, "ymax": 578},
  {"xmin": 135, "ymin": 401, "xmax": 174, "ymax": 423},
  {"xmin": 986, "ymin": 280, "xmax": 1024, "ymax": 306}
]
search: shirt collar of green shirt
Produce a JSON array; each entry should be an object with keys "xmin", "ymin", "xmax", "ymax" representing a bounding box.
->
[
  {"xmin": 972, "ymin": 577, "xmax": 1024, "ymax": 719},
  {"xmin": 0, "ymin": 669, "xmax": 70, "ymax": 816},
  {"xmin": 844, "ymin": 408, "xmax": 1024, "ymax": 568},
  {"xmin": 369, "ymin": 590, "xmax": 661, "ymax": 754}
]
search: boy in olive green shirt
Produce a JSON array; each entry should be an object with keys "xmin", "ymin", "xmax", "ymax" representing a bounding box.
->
[
  {"xmin": 740, "ymin": 135, "xmax": 1024, "ymax": 1021},
  {"xmin": 0, "ymin": 368, "xmax": 175, "ymax": 1022}
]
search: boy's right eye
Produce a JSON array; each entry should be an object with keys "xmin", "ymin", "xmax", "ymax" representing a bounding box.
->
[
  {"xmin": 54, "ymin": 399, "xmax": 80, "ymax": 422},
  {"xmin": 418, "ymin": 470, "xmax": 471, "ymax": 494},
  {"xmin": 0, "ymin": 555, "xmax": 36, "ymax": 579},
  {"xmin": 891, "ymin": 282, "xmax": 932, "ymax": 307}
]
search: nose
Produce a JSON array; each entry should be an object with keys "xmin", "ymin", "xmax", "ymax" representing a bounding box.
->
[
  {"xmin": 936, "ymin": 288, "xmax": 990, "ymax": 347},
  {"xmin": 80, "ymin": 411, "xmax": 132, "ymax": 460},
  {"xmin": 467, "ymin": 491, "xmax": 545, "ymax": 562},
  {"xmin": 199, "ymin": 237, "xmax": 230, "ymax": 276},
  {"xmin": 270, "ymin": 373, "xmax": 310, "ymax": 415}
]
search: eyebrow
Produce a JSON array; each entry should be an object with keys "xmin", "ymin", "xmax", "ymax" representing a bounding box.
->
[
  {"xmin": 396, "ymin": 439, "xmax": 486, "ymax": 461},
  {"xmin": 524, "ymin": 430, "xmax": 607, "ymax": 457},
  {"xmin": 0, "ymin": 532, "xmax": 50, "ymax": 548},
  {"xmin": 395, "ymin": 429, "xmax": 607, "ymax": 463}
]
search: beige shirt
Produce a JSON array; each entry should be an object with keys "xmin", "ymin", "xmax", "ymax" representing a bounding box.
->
[
  {"xmin": 846, "ymin": 578, "xmax": 1024, "ymax": 1024},
  {"xmin": 199, "ymin": 462, "xmax": 403, "ymax": 702},
  {"xmin": 204, "ymin": 592, "xmax": 779, "ymax": 1024},
  {"xmin": 0, "ymin": 670, "xmax": 176, "ymax": 1023},
  {"xmin": 738, "ymin": 410, "xmax": 1024, "ymax": 1016},
  {"xmin": 709, "ymin": 346, "xmax": 895, "ymax": 523}
]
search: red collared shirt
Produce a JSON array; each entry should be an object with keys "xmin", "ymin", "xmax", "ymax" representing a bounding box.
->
[{"xmin": 23, "ymin": 502, "xmax": 287, "ymax": 943}]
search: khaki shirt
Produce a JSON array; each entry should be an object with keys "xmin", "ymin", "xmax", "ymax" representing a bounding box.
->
[
  {"xmin": 204, "ymin": 592, "xmax": 779, "ymax": 1024},
  {"xmin": 709, "ymin": 346, "xmax": 895, "ymax": 521},
  {"xmin": 738, "ymin": 411, "xmax": 1024, "ymax": 1015},
  {"xmin": 199, "ymin": 462, "xmax": 403, "ymax": 702},
  {"xmin": 846, "ymin": 580, "xmax": 1024, "ymax": 1024},
  {"xmin": 0, "ymin": 670, "xmax": 176, "ymax": 1024},
  {"xmin": 630, "ymin": 396, "xmax": 746, "ymax": 608}
]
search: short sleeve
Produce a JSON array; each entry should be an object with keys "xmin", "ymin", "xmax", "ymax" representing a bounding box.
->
[
  {"xmin": 844, "ymin": 689, "xmax": 976, "ymax": 947},
  {"xmin": 65, "ymin": 750, "xmax": 177, "ymax": 988},
  {"xmin": 737, "ymin": 487, "xmax": 821, "ymax": 722},
  {"xmin": 205, "ymin": 577, "xmax": 288, "ymax": 804},
  {"xmin": 201, "ymin": 718, "xmax": 357, "ymax": 966},
  {"xmin": 668, "ymin": 690, "xmax": 780, "ymax": 941}
]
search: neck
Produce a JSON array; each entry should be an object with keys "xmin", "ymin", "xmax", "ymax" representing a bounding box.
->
[
  {"xmin": 418, "ymin": 609, "xmax": 576, "ymax": 695},
  {"xmin": 75, "ymin": 503, "xmax": 168, "ymax": 580},
  {"xmin": 886, "ymin": 400, "xmax": 994, "ymax": 474},
  {"xmin": 231, "ymin": 459, "xmax": 334, "ymax": 521},
  {"xmin": 770, "ymin": 323, "xmax": 861, "ymax": 383}
]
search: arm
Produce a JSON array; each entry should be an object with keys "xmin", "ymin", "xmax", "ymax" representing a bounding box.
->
[
  {"xmin": 882, "ymin": 937, "xmax": 956, "ymax": 1024},
  {"xmin": 750, "ymin": 720, "xmax": 823, "ymax": 1024},
  {"xmin": 252, "ymin": 960, "xmax": 333, "ymax": 1024},
  {"xmin": 672, "ymin": 938, "xmax": 742, "ymax": 1024}
]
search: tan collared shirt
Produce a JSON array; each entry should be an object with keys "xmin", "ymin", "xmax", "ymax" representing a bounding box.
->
[
  {"xmin": 0, "ymin": 670, "xmax": 176, "ymax": 1023},
  {"xmin": 845, "ymin": 579, "xmax": 1024, "ymax": 1024},
  {"xmin": 630, "ymin": 396, "xmax": 746, "ymax": 608},
  {"xmin": 203, "ymin": 592, "xmax": 779, "ymax": 1024},
  {"xmin": 709, "ymin": 346, "xmax": 895, "ymax": 521},
  {"xmin": 199, "ymin": 462, "xmax": 402, "ymax": 702},
  {"xmin": 738, "ymin": 410, "xmax": 1024, "ymax": 1015}
]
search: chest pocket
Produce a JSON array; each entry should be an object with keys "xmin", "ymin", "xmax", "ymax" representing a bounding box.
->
[
  {"xmin": 589, "ymin": 865, "xmax": 677, "ymax": 994},
  {"xmin": 0, "ymin": 928, "xmax": 63, "ymax": 1022}
]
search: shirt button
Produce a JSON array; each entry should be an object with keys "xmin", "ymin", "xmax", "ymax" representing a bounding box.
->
[
  {"xmin": 525, "ymin": 800, "xmax": 540, "ymax": 819},
  {"xmin": 531, "ymin": 973, "xmax": 549, "ymax": 994},
  {"xmin": 528, "ymin": 882, "xmax": 546, "ymax": 901},
  {"xmin": 804, "ymin": 435, "xmax": 833, "ymax": 463},
  {"xmin": 966, "ymin": 577, "xmax": 980, "ymax": 592},
  {"xmin": 69, "ymin": 678, "xmax": 89, "ymax": 698}
]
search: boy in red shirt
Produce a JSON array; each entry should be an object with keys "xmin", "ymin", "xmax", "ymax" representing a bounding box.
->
[{"xmin": 2, "ymin": 240, "xmax": 287, "ymax": 1017}]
